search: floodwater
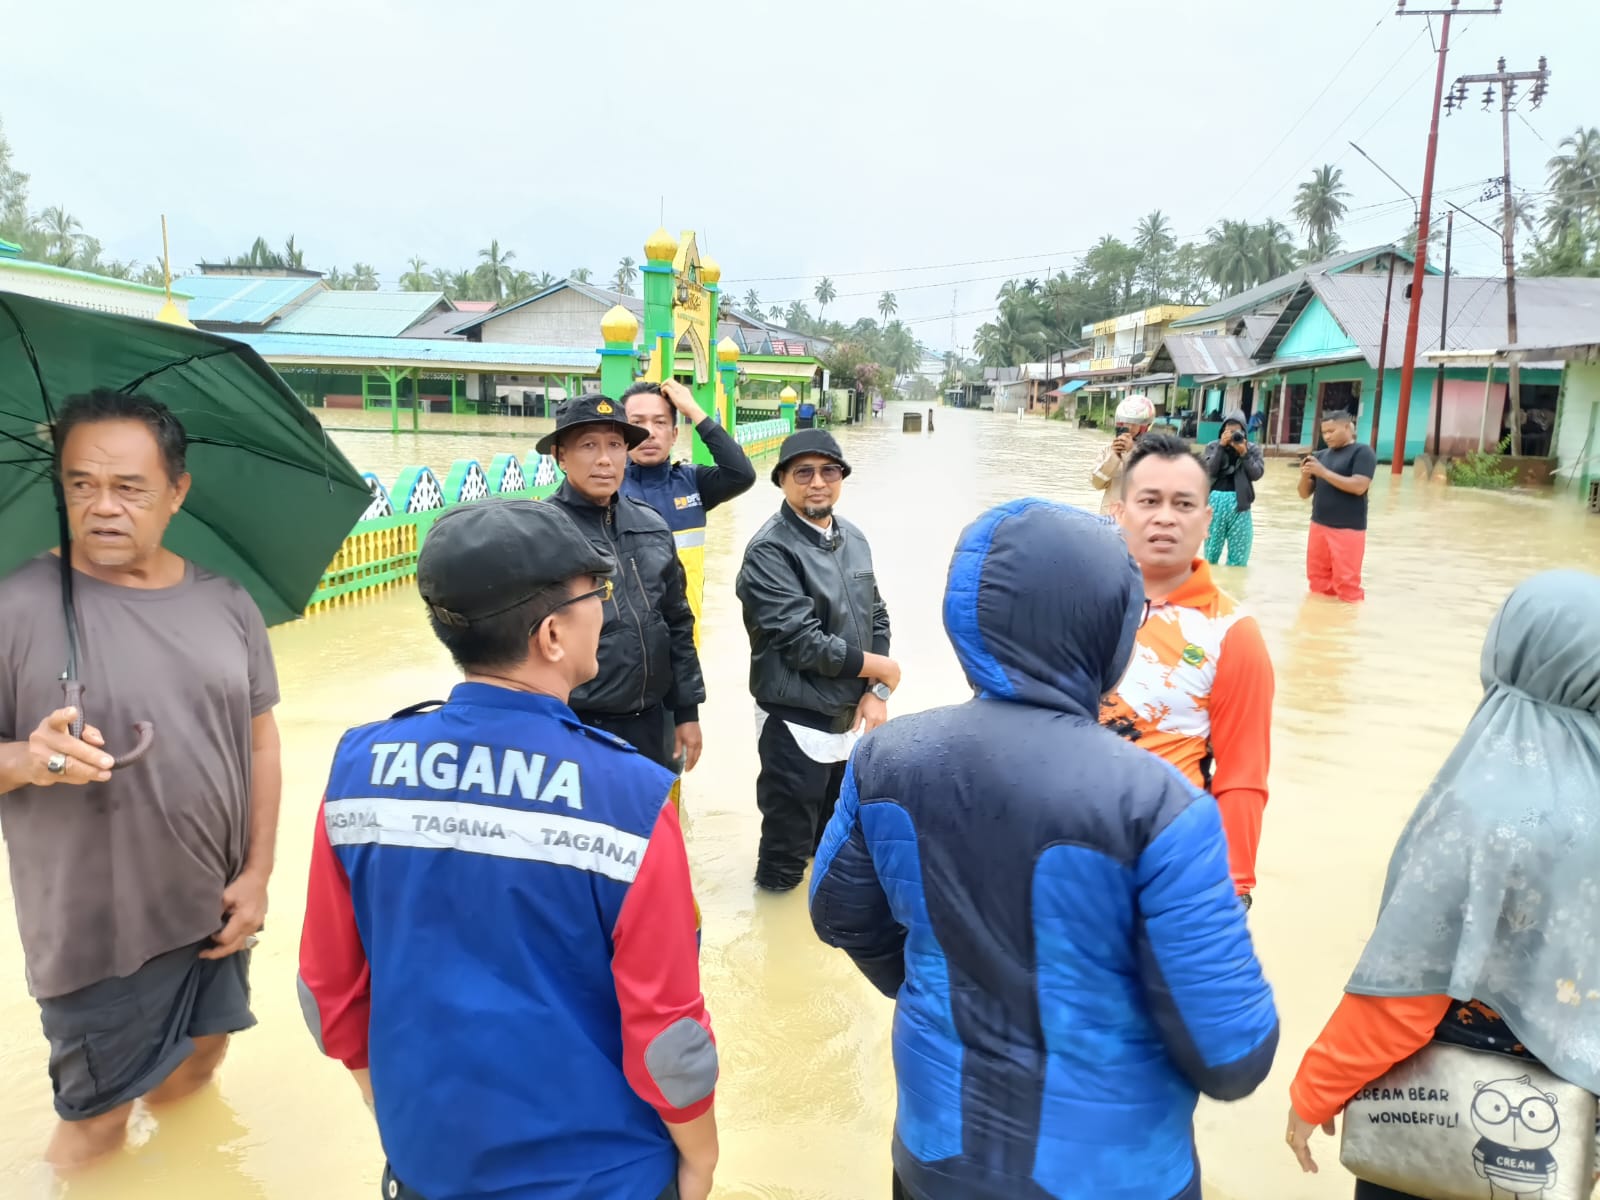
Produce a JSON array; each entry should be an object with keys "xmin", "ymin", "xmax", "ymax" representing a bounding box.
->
[{"xmin": 2, "ymin": 403, "xmax": 1597, "ymax": 1200}]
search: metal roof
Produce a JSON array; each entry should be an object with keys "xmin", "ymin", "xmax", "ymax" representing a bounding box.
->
[
  {"xmin": 1160, "ymin": 334, "xmax": 1255, "ymax": 381},
  {"xmin": 175, "ymin": 273, "xmax": 322, "ymax": 325},
  {"xmin": 448, "ymin": 279, "xmax": 642, "ymax": 335},
  {"xmin": 269, "ymin": 289, "xmax": 449, "ymax": 337},
  {"xmin": 399, "ymin": 309, "xmax": 474, "ymax": 340},
  {"xmin": 1256, "ymin": 274, "xmax": 1600, "ymax": 371},
  {"xmin": 3, "ymin": 257, "xmax": 188, "ymax": 298},
  {"xmin": 228, "ymin": 331, "xmax": 599, "ymax": 373},
  {"xmin": 1168, "ymin": 245, "xmax": 1423, "ymax": 330}
]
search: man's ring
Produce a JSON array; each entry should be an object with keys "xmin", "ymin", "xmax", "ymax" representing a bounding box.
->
[{"xmin": 46, "ymin": 753, "xmax": 67, "ymax": 775}]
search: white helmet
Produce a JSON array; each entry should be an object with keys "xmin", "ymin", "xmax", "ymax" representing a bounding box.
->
[{"xmin": 1114, "ymin": 394, "xmax": 1156, "ymax": 426}]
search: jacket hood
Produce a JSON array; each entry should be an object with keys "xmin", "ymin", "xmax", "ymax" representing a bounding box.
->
[
  {"xmin": 943, "ymin": 499, "xmax": 1144, "ymax": 717},
  {"xmin": 1221, "ymin": 409, "xmax": 1247, "ymax": 431}
]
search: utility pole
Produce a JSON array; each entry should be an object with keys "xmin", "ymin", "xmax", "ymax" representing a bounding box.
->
[
  {"xmin": 1447, "ymin": 54, "xmax": 1550, "ymax": 456},
  {"xmin": 1371, "ymin": 254, "xmax": 1398, "ymax": 452},
  {"xmin": 1430, "ymin": 210, "xmax": 1454, "ymax": 458},
  {"xmin": 1391, "ymin": 0, "xmax": 1504, "ymax": 476}
]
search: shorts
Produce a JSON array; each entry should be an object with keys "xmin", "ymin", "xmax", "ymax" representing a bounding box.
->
[
  {"xmin": 381, "ymin": 1164, "xmax": 680, "ymax": 1199},
  {"xmin": 38, "ymin": 940, "xmax": 255, "ymax": 1121}
]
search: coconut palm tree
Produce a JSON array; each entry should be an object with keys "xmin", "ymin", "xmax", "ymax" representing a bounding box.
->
[
  {"xmin": 325, "ymin": 265, "xmax": 349, "ymax": 289},
  {"xmin": 1293, "ymin": 165, "xmax": 1351, "ymax": 259},
  {"xmin": 814, "ymin": 276, "xmax": 837, "ymax": 320},
  {"xmin": 534, "ymin": 271, "xmax": 558, "ymax": 289},
  {"xmin": 883, "ymin": 321, "xmax": 922, "ymax": 377},
  {"xmin": 429, "ymin": 267, "xmax": 451, "ymax": 293},
  {"xmin": 449, "ymin": 269, "xmax": 477, "ymax": 300},
  {"xmin": 570, "ymin": 267, "xmax": 593, "ymax": 283},
  {"xmin": 1204, "ymin": 221, "xmax": 1262, "ymax": 296},
  {"xmin": 401, "ymin": 255, "xmax": 430, "ymax": 291},
  {"xmin": 742, "ymin": 288, "xmax": 762, "ymax": 312},
  {"xmin": 282, "ymin": 236, "xmax": 305, "ymax": 269},
  {"xmin": 785, "ymin": 300, "xmax": 811, "ymax": 328},
  {"xmin": 1134, "ymin": 210, "xmax": 1176, "ymax": 303},
  {"xmin": 1253, "ymin": 219, "xmax": 1298, "ymax": 281},
  {"xmin": 506, "ymin": 269, "xmax": 536, "ymax": 299},
  {"xmin": 769, "ymin": 305, "xmax": 785, "ymax": 321},
  {"xmin": 350, "ymin": 263, "xmax": 379, "ymax": 291},
  {"xmin": 614, "ymin": 256, "xmax": 638, "ymax": 295},
  {"xmin": 878, "ymin": 291, "xmax": 897, "ymax": 322},
  {"xmin": 1543, "ymin": 127, "xmax": 1600, "ymax": 240},
  {"xmin": 33, "ymin": 205, "xmax": 82, "ymax": 265},
  {"xmin": 478, "ymin": 239, "xmax": 516, "ymax": 302}
]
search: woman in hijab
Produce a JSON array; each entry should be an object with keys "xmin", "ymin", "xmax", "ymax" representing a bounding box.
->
[
  {"xmin": 1201, "ymin": 410, "xmax": 1264, "ymax": 566},
  {"xmin": 1284, "ymin": 569, "xmax": 1600, "ymax": 1197}
]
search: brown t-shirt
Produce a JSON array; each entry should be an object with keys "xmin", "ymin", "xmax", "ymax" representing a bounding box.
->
[{"xmin": 0, "ymin": 555, "xmax": 279, "ymax": 998}]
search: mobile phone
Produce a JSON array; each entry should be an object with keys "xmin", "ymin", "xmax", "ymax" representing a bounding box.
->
[{"xmin": 1115, "ymin": 425, "xmax": 1130, "ymax": 437}]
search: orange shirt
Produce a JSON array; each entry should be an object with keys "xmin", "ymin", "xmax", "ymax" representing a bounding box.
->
[
  {"xmin": 1101, "ymin": 560, "xmax": 1275, "ymax": 893},
  {"xmin": 1291, "ymin": 993, "xmax": 1452, "ymax": 1125}
]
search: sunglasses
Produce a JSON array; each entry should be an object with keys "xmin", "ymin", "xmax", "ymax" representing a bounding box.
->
[
  {"xmin": 789, "ymin": 463, "xmax": 845, "ymax": 484},
  {"xmin": 528, "ymin": 577, "xmax": 613, "ymax": 636},
  {"xmin": 1140, "ymin": 598, "xmax": 1152, "ymax": 627}
]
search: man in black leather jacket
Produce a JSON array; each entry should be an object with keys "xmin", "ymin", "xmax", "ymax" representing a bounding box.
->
[
  {"xmin": 735, "ymin": 429, "xmax": 898, "ymax": 891},
  {"xmin": 540, "ymin": 395, "xmax": 706, "ymax": 772}
]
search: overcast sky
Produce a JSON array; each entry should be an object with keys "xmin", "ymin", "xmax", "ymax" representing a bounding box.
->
[{"xmin": 5, "ymin": 0, "xmax": 1596, "ymax": 352}]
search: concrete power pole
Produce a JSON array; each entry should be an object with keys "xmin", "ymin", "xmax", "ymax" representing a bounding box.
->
[
  {"xmin": 1390, "ymin": 0, "xmax": 1504, "ymax": 475},
  {"xmin": 1447, "ymin": 55, "xmax": 1550, "ymax": 456}
]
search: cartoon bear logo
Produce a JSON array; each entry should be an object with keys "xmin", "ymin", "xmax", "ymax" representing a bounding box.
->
[{"xmin": 1470, "ymin": 1074, "xmax": 1561, "ymax": 1199}]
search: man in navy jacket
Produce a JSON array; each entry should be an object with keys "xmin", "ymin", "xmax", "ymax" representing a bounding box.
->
[{"xmin": 809, "ymin": 499, "xmax": 1277, "ymax": 1200}]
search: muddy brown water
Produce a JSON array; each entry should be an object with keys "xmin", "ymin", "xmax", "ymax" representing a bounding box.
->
[{"xmin": 2, "ymin": 404, "xmax": 1595, "ymax": 1198}]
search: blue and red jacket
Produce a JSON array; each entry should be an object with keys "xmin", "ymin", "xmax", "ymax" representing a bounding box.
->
[{"xmin": 297, "ymin": 683, "xmax": 716, "ymax": 1200}]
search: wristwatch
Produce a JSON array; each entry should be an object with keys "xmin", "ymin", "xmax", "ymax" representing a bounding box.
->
[{"xmin": 869, "ymin": 682, "xmax": 892, "ymax": 702}]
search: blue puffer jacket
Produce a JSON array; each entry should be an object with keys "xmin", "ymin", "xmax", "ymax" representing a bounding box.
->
[{"xmin": 809, "ymin": 499, "xmax": 1279, "ymax": 1200}]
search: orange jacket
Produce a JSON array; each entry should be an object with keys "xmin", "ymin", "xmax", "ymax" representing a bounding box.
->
[
  {"xmin": 1101, "ymin": 560, "xmax": 1274, "ymax": 894},
  {"xmin": 1291, "ymin": 994, "xmax": 1453, "ymax": 1125}
]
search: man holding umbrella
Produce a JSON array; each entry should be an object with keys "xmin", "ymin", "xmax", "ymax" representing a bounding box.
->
[{"xmin": 0, "ymin": 390, "xmax": 282, "ymax": 1167}]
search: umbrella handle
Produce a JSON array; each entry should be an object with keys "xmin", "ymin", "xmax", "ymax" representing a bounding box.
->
[{"xmin": 61, "ymin": 681, "xmax": 156, "ymax": 770}]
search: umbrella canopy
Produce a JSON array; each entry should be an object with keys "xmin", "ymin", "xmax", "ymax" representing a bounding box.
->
[{"xmin": 0, "ymin": 289, "xmax": 371, "ymax": 627}]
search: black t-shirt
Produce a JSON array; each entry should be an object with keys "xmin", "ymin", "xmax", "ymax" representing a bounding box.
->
[{"xmin": 1311, "ymin": 441, "xmax": 1377, "ymax": 531}]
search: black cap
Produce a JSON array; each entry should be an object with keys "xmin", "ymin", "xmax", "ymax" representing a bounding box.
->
[
  {"xmin": 771, "ymin": 428, "xmax": 853, "ymax": 486},
  {"xmin": 417, "ymin": 499, "xmax": 615, "ymax": 627},
  {"xmin": 535, "ymin": 393, "xmax": 648, "ymax": 456}
]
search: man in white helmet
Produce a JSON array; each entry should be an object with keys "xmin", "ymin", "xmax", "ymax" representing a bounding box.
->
[{"xmin": 1090, "ymin": 394, "xmax": 1156, "ymax": 513}]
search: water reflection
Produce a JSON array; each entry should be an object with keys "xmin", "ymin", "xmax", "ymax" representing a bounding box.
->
[{"xmin": 1, "ymin": 403, "xmax": 1595, "ymax": 1199}]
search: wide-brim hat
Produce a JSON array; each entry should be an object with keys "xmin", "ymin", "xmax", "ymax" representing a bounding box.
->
[
  {"xmin": 771, "ymin": 428, "xmax": 852, "ymax": 485},
  {"xmin": 536, "ymin": 393, "xmax": 649, "ymax": 456}
]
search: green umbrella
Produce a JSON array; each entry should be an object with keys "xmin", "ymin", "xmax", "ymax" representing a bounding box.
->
[{"xmin": 0, "ymin": 289, "xmax": 371, "ymax": 763}]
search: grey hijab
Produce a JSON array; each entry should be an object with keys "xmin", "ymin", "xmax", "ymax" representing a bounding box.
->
[{"xmin": 1348, "ymin": 570, "xmax": 1600, "ymax": 1093}]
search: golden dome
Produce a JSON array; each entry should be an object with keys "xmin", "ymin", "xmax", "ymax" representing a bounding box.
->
[
  {"xmin": 643, "ymin": 227, "xmax": 678, "ymax": 263},
  {"xmin": 779, "ymin": 385, "xmax": 799, "ymax": 402},
  {"xmin": 600, "ymin": 304, "xmax": 639, "ymax": 345},
  {"xmin": 699, "ymin": 256, "xmax": 722, "ymax": 285},
  {"xmin": 716, "ymin": 336, "xmax": 740, "ymax": 364},
  {"xmin": 153, "ymin": 299, "xmax": 195, "ymax": 328}
]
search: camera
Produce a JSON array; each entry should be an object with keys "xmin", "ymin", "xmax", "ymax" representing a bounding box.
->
[
  {"xmin": 1230, "ymin": 431, "xmax": 1247, "ymax": 444},
  {"xmin": 1114, "ymin": 424, "xmax": 1130, "ymax": 437}
]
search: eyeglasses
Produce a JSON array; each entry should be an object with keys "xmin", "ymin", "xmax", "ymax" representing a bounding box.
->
[
  {"xmin": 528, "ymin": 577, "xmax": 612, "ymax": 636},
  {"xmin": 1141, "ymin": 598, "xmax": 1152, "ymax": 628},
  {"xmin": 788, "ymin": 463, "xmax": 844, "ymax": 484}
]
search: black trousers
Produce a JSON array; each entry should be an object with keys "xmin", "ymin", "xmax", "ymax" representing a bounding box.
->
[
  {"xmin": 754, "ymin": 716, "xmax": 847, "ymax": 891},
  {"xmin": 573, "ymin": 704, "xmax": 676, "ymax": 772},
  {"xmin": 383, "ymin": 1164, "xmax": 679, "ymax": 1199},
  {"xmin": 1354, "ymin": 1183, "xmax": 1422, "ymax": 1200}
]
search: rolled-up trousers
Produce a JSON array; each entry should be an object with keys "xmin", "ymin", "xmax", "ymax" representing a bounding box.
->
[{"xmin": 1307, "ymin": 521, "xmax": 1366, "ymax": 602}]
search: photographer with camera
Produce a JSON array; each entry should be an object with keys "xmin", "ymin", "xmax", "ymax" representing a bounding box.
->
[
  {"xmin": 1089, "ymin": 394, "xmax": 1156, "ymax": 513},
  {"xmin": 1201, "ymin": 410, "xmax": 1265, "ymax": 567}
]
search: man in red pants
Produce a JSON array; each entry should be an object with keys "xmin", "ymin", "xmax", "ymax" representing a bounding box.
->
[{"xmin": 1299, "ymin": 410, "xmax": 1376, "ymax": 602}]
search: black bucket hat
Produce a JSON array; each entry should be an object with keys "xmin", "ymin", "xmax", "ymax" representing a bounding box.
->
[
  {"xmin": 535, "ymin": 393, "xmax": 648, "ymax": 456},
  {"xmin": 771, "ymin": 428, "xmax": 852, "ymax": 486}
]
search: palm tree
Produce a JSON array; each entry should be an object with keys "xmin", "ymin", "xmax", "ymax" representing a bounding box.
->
[
  {"xmin": 325, "ymin": 265, "xmax": 349, "ymax": 289},
  {"xmin": 570, "ymin": 267, "xmax": 593, "ymax": 283},
  {"xmin": 449, "ymin": 269, "xmax": 477, "ymax": 301},
  {"xmin": 282, "ymin": 235, "xmax": 305, "ymax": 269},
  {"xmin": 742, "ymin": 288, "xmax": 762, "ymax": 313},
  {"xmin": 1203, "ymin": 221, "xmax": 1262, "ymax": 296},
  {"xmin": 1134, "ymin": 210, "xmax": 1176, "ymax": 303},
  {"xmin": 34, "ymin": 205, "xmax": 82, "ymax": 265},
  {"xmin": 401, "ymin": 255, "xmax": 430, "ymax": 291},
  {"xmin": 769, "ymin": 305, "xmax": 785, "ymax": 321},
  {"xmin": 478, "ymin": 239, "xmax": 516, "ymax": 302},
  {"xmin": 883, "ymin": 321, "xmax": 921, "ymax": 377},
  {"xmin": 429, "ymin": 267, "xmax": 451, "ymax": 293},
  {"xmin": 785, "ymin": 300, "xmax": 811, "ymax": 328},
  {"xmin": 814, "ymin": 277, "xmax": 837, "ymax": 319},
  {"xmin": 1292, "ymin": 165, "xmax": 1352, "ymax": 260},
  {"xmin": 878, "ymin": 291, "xmax": 897, "ymax": 322},
  {"xmin": 1496, "ymin": 194, "xmax": 1540, "ymax": 239},
  {"xmin": 613, "ymin": 256, "xmax": 638, "ymax": 295},
  {"xmin": 1253, "ymin": 219, "xmax": 1298, "ymax": 281},
  {"xmin": 350, "ymin": 263, "xmax": 379, "ymax": 291},
  {"xmin": 534, "ymin": 271, "xmax": 558, "ymax": 289},
  {"xmin": 1543, "ymin": 127, "xmax": 1600, "ymax": 239}
]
